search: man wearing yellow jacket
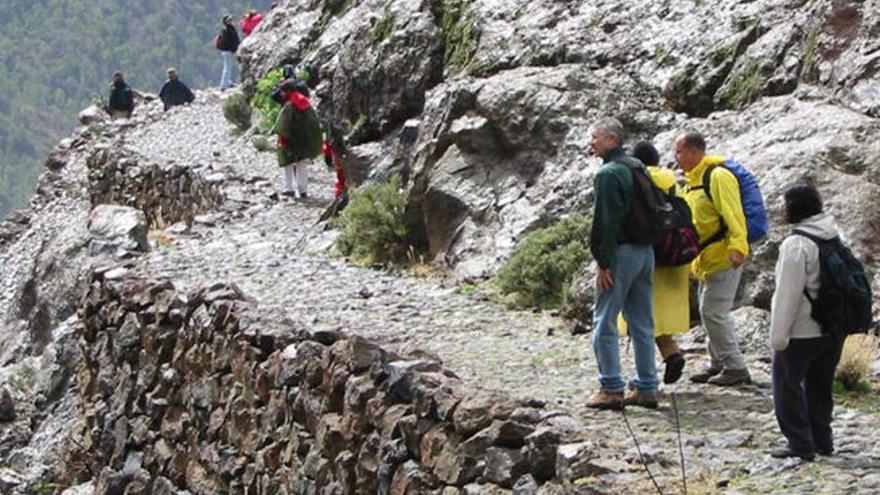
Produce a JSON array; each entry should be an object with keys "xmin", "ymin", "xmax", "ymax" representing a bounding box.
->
[{"xmin": 675, "ymin": 132, "xmax": 751, "ymax": 386}]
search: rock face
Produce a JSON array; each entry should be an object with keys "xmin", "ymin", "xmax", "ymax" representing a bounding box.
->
[{"xmin": 240, "ymin": 0, "xmax": 880, "ymax": 304}]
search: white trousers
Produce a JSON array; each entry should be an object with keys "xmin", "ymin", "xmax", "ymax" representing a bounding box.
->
[{"xmin": 283, "ymin": 163, "xmax": 309, "ymax": 195}]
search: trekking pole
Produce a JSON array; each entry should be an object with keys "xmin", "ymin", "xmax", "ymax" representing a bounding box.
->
[
  {"xmin": 621, "ymin": 409, "xmax": 664, "ymax": 495},
  {"xmin": 672, "ymin": 392, "xmax": 687, "ymax": 495}
]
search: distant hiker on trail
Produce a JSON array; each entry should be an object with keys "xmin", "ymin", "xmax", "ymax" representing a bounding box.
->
[
  {"xmin": 770, "ymin": 185, "xmax": 844, "ymax": 461},
  {"xmin": 677, "ymin": 132, "xmax": 753, "ymax": 387},
  {"xmin": 216, "ymin": 15, "xmax": 240, "ymax": 90},
  {"xmin": 586, "ymin": 117, "xmax": 659, "ymax": 411},
  {"xmin": 108, "ymin": 71, "xmax": 135, "ymax": 120},
  {"xmin": 275, "ymin": 80, "xmax": 323, "ymax": 198},
  {"xmin": 159, "ymin": 68, "xmax": 195, "ymax": 111},
  {"xmin": 240, "ymin": 9, "xmax": 264, "ymax": 36},
  {"xmin": 618, "ymin": 141, "xmax": 691, "ymax": 385}
]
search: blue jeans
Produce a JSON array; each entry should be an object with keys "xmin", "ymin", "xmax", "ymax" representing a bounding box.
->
[
  {"xmin": 220, "ymin": 51, "xmax": 237, "ymax": 89},
  {"xmin": 592, "ymin": 244, "xmax": 658, "ymax": 393}
]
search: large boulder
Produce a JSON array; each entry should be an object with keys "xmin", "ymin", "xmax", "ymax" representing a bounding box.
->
[
  {"xmin": 78, "ymin": 105, "xmax": 107, "ymax": 126},
  {"xmin": 404, "ymin": 63, "xmax": 669, "ymax": 279},
  {"xmin": 88, "ymin": 205, "xmax": 149, "ymax": 253}
]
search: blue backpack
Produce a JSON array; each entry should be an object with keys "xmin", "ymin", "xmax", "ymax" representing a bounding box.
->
[{"xmin": 698, "ymin": 159, "xmax": 768, "ymax": 247}]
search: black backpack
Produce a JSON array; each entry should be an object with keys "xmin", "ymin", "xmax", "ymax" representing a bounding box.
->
[
  {"xmin": 621, "ymin": 157, "xmax": 676, "ymax": 246},
  {"xmin": 793, "ymin": 230, "xmax": 874, "ymax": 338},
  {"xmin": 653, "ymin": 188, "xmax": 700, "ymax": 266}
]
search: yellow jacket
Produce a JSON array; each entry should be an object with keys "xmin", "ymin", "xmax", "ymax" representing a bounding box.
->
[
  {"xmin": 685, "ymin": 155, "xmax": 749, "ymax": 279},
  {"xmin": 619, "ymin": 166, "xmax": 690, "ymax": 337}
]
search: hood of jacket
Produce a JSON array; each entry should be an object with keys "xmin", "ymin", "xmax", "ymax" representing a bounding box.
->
[
  {"xmin": 287, "ymin": 90, "xmax": 311, "ymax": 111},
  {"xmin": 791, "ymin": 212, "xmax": 839, "ymax": 240}
]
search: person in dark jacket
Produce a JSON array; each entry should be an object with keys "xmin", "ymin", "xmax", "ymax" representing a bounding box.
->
[
  {"xmin": 585, "ymin": 117, "xmax": 659, "ymax": 411},
  {"xmin": 108, "ymin": 71, "xmax": 135, "ymax": 120},
  {"xmin": 159, "ymin": 68, "xmax": 195, "ymax": 111},
  {"xmin": 217, "ymin": 15, "xmax": 240, "ymax": 90}
]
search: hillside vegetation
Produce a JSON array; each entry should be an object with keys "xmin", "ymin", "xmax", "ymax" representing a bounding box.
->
[{"xmin": 0, "ymin": 0, "xmax": 274, "ymax": 215}]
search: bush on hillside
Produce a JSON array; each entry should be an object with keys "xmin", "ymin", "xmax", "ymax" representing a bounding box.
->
[
  {"xmin": 222, "ymin": 93, "xmax": 251, "ymax": 131},
  {"xmin": 497, "ymin": 214, "xmax": 592, "ymax": 309},
  {"xmin": 252, "ymin": 68, "xmax": 285, "ymax": 134},
  {"xmin": 252, "ymin": 135, "xmax": 271, "ymax": 152},
  {"xmin": 837, "ymin": 334, "xmax": 879, "ymax": 392},
  {"xmin": 333, "ymin": 176, "xmax": 408, "ymax": 266}
]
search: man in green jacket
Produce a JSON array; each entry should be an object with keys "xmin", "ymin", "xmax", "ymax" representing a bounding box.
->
[{"xmin": 586, "ymin": 117, "xmax": 659, "ymax": 410}]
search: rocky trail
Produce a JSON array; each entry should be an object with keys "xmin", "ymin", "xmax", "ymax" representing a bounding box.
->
[{"xmin": 113, "ymin": 93, "xmax": 880, "ymax": 494}]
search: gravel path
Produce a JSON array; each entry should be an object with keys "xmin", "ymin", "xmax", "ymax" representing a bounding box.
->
[{"xmin": 123, "ymin": 91, "xmax": 880, "ymax": 494}]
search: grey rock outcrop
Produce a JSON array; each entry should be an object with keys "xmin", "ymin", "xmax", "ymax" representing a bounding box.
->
[
  {"xmin": 78, "ymin": 105, "xmax": 107, "ymax": 126},
  {"xmin": 88, "ymin": 204, "xmax": 149, "ymax": 253}
]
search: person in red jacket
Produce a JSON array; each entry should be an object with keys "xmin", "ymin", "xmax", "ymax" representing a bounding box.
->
[
  {"xmin": 240, "ymin": 10, "xmax": 264, "ymax": 36},
  {"xmin": 322, "ymin": 139, "xmax": 347, "ymax": 199}
]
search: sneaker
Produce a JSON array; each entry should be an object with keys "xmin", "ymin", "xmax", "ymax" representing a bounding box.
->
[
  {"xmin": 280, "ymin": 190, "xmax": 296, "ymax": 197},
  {"xmin": 690, "ymin": 366, "xmax": 722, "ymax": 384},
  {"xmin": 770, "ymin": 447, "xmax": 815, "ymax": 462},
  {"xmin": 624, "ymin": 389, "xmax": 659, "ymax": 409},
  {"xmin": 663, "ymin": 353, "xmax": 686, "ymax": 384},
  {"xmin": 586, "ymin": 390, "xmax": 624, "ymax": 411},
  {"xmin": 298, "ymin": 192, "xmax": 309, "ymax": 199},
  {"xmin": 708, "ymin": 368, "xmax": 751, "ymax": 387}
]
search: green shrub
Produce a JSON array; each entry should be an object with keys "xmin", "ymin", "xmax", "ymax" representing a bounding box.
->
[
  {"xmin": 333, "ymin": 176, "xmax": 408, "ymax": 265},
  {"xmin": 222, "ymin": 93, "xmax": 251, "ymax": 131},
  {"xmin": 371, "ymin": 10, "xmax": 395, "ymax": 44},
  {"xmin": 436, "ymin": 0, "xmax": 478, "ymax": 71},
  {"xmin": 252, "ymin": 68, "xmax": 285, "ymax": 134},
  {"xmin": 252, "ymin": 135, "xmax": 270, "ymax": 152},
  {"xmin": 496, "ymin": 214, "xmax": 592, "ymax": 309}
]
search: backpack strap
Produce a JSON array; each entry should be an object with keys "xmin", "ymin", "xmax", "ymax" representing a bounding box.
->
[
  {"xmin": 692, "ymin": 165, "xmax": 728, "ymax": 249},
  {"xmin": 790, "ymin": 229, "xmax": 827, "ymax": 307}
]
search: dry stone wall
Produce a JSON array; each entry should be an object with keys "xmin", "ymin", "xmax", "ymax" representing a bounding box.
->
[
  {"xmin": 86, "ymin": 145, "xmax": 222, "ymax": 229},
  {"xmin": 70, "ymin": 268, "xmax": 603, "ymax": 494}
]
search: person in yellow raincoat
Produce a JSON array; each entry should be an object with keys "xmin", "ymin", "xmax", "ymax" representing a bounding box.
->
[{"xmin": 618, "ymin": 142, "xmax": 689, "ymax": 384}]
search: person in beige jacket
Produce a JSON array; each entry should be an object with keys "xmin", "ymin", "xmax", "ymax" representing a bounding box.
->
[{"xmin": 770, "ymin": 184, "xmax": 845, "ymax": 462}]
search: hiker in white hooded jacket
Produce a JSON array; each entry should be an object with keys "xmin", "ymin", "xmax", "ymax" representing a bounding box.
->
[{"xmin": 769, "ymin": 184, "xmax": 845, "ymax": 462}]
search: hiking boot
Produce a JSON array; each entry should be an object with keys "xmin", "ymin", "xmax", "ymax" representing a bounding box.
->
[
  {"xmin": 770, "ymin": 447, "xmax": 815, "ymax": 462},
  {"xmin": 624, "ymin": 389, "xmax": 659, "ymax": 409},
  {"xmin": 586, "ymin": 390, "xmax": 624, "ymax": 411},
  {"xmin": 663, "ymin": 353, "xmax": 686, "ymax": 384},
  {"xmin": 707, "ymin": 368, "xmax": 751, "ymax": 387},
  {"xmin": 690, "ymin": 366, "xmax": 722, "ymax": 384}
]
